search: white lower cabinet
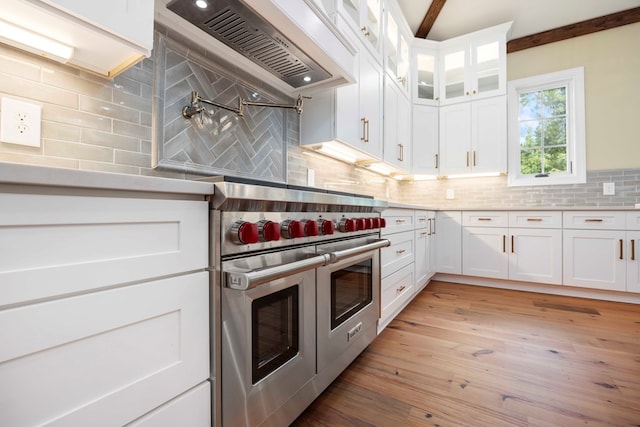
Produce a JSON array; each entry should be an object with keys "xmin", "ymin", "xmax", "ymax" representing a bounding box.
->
[
  {"xmin": 435, "ymin": 211, "xmax": 462, "ymax": 274},
  {"xmin": 414, "ymin": 210, "xmax": 435, "ymax": 292},
  {"xmin": 459, "ymin": 211, "xmax": 563, "ymax": 284},
  {"xmin": 379, "ymin": 208, "xmax": 436, "ymax": 332},
  {"xmin": 462, "ymin": 226, "xmax": 508, "ymax": 279},
  {"xmin": 0, "ymin": 191, "xmax": 211, "ymax": 426},
  {"xmin": 509, "ymin": 228, "xmax": 563, "ymax": 285}
]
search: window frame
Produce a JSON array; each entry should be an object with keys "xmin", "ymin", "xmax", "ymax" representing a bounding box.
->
[{"xmin": 507, "ymin": 67, "xmax": 586, "ymax": 187}]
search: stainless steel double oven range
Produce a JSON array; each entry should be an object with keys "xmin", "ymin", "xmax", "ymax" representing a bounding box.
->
[{"xmin": 205, "ymin": 177, "xmax": 389, "ymax": 426}]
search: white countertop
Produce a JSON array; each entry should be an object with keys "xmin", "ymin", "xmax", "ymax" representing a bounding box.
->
[{"xmin": 0, "ymin": 162, "xmax": 215, "ymax": 196}]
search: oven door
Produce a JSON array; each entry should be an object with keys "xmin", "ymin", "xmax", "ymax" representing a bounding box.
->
[
  {"xmin": 220, "ymin": 247, "xmax": 323, "ymax": 427},
  {"xmin": 316, "ymin": 236, "xmax": 389, "ymax": 377}
]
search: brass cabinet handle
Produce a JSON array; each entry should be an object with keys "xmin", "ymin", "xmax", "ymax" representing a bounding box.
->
[
  {"xmin": 511, "ymin": 235, "xmax": 515, "ymax": 253},
  {"xmin": 397, "ymin": 285, "xmax": 406, "ymax": 293},
  {"xmin": 396, "ymin": 249, "xmax": 406, "ymax": 255},
  {"xmin": 466, "ymin": 151, "xmax": 470, "ymax": 167},
  {"xmin": 620, "ymin": 239, "xmax": 624, "ymax": 260},
  {"xmin": 435, "ymin": 153, "xmax": 439, "ymax": 169},
  {"xmin": 398, "ymin": 144, "xmax": 404, "ymax": 161},
  {"xmin": 527, "ymin": 218, "xmax": 543, "ymax": 222},
  {"xmin": 502, "ymin": 235, "xmax": 506, "ymax": 253},
  {"xmin": 473, "ymin": 150, "xmax": 477, "ymax": 166},
  {"xmin": 420, "ymin": 231, "xmax": 428, "ymax": 236},
  {"xmin": 466, "ymin": 91, "xmax": 470, "ymax": 96},
  {"xmin": 361, "ymin": 26, "xmax": 370, "ymax": 37},
  {"xmin": 396, "ymin": 219, "xmax": 406, "ymax": 223},
  {"xmin": 435, "ymin": 96, "xmax": 440, "ymax": 101},
  {"xmin": 585, "ymin": 218, "xmax": 603, "ymax": 222},
  {"xmin": 361, "ymin": 117, "xmax": 366, "ymax": 142},
  {"xmin": 473, "ymin": 90, "xmax": 477, "ymax": 95},
  {"xmin": 365, "ymin": 119, "xmax": 370, "ymax": 143},
  {"xmin": 478, "ymin": 218, "xmax": 492, "ymax": 221},
  {"xmin": 632, "ymin": 240, "xmax": 636, "ymax": 261},
  {"xmin": 431, "ymin": 218, "xmax": 436, "ymax": 235}
]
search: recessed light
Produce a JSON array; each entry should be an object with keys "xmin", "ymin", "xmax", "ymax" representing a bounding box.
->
[
  {"xmin": 195, "ymin": 0, "xmax": 208, "ymax": 9},
  {"xmin": 303, "ymin": 76, "xmax": 311, "ymax": 82}
]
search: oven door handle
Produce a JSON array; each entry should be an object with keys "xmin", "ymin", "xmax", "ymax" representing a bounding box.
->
[
  {"xmin": 326, "ymin": 239, "xmax": 390, "ymax": 264},
  {"xmin": 225, "ymin": 254, "xmax": 330, "ymax": 290}
]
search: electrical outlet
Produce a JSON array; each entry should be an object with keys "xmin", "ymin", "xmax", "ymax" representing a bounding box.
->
[
  {"xmin": 603, "ymin": 182, "xmax": 615, "ymax": 196},
  {"xmin": 1, "ymin": 97, "xmax": 42, "ymax": 147},
  {"xmin": 446, "ymin": 188, "xmax": 455, "ymax": 199}
]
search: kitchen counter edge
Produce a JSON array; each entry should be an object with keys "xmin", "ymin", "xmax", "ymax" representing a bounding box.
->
[{"xmin": 0, "ymin": 163, "xmax": 215, "ymax": 196}]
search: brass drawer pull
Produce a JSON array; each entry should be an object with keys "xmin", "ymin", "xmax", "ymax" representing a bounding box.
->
[
  {"xmin": 511, "ymin": 235, "xmax": 515, "ymax": 253},
  {"xmin": 478, "ymin": 218, "xmax": 492, "ymax": 221},
  {"xmin": 420, "ymin": 232, "xmax": 428, "ymax": 237},
  {"xmin": 526, "ymin": 218, "xmax": 543, "ymax": 222},
  {"xmin": 396, "ymin": 249, "xmax": 406, "ymax": 255},
  {"xmin": 396, "ymin": 285, "xmax": 406, "ymax": 293},
  {"xmin": 502, "ymin": 235, "xmax": 506, "ymax": 253},
  {"xmin": 396, "ymin": 219, "xmax": 406, "ymax": 224},
  {"xmin": 632, "ymin": 240, "xmax": 636, "ymax": 261},
  {"xmin": 585, "ymin": 218, "xmax": 604, "ymax": 222}
]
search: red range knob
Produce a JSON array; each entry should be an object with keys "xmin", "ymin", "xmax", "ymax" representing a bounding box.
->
[
  {"xmin": 318, "ymin": 218, "xmax": 335, "ymax": 235},
  {"xmin": 371, "ymin": 217, "xmax": 381, "ymax": 228},
  {"xmin": 363, "ymin": 218, "xmax": 373, "ymax": 229},
  {"xmin": 379, "ymin": 218, "xmax": 387, "ymax": 228},
  {"xmin": 257, "ymin": 220, "xmax": 280, "ymax": 242},
  {"xmin": 302, "ymin": 219, "xmax": 319, "ymax": 236},
  {"xmin": 230, "ymin": 220, "xmax": 259, "ymax": 244},
  {"xmin": 338, "ymin": 218, "xmax": 356, "ymax": 232},
  {"xmin": 355, "ymin": 218, "xmax": 366, "ymax": 230},
  {"xmin": 281, "ymin": 219, "xmax": 304, "ymax": 239}
]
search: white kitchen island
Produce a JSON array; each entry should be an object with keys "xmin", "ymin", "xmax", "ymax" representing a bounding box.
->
[{"xmin": 0, "ymin": 163, "xmax": 215, "ymax": 426}]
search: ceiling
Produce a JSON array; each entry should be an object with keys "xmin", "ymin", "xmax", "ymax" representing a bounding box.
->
[{"xmin": 397, "ymin": 0, "xmax": 640, "ymax": 41}]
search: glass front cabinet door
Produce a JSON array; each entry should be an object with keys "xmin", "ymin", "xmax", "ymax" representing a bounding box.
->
[
  {"xmin": 340, "ymin": 0, "xmax": 383, "ymax": 57},
  {"xmin": 412, "ymin": 39, "xmax": 439, "ymax": 105},
  {"xmin": 438, "ymin": 22, "xmax": 510, "ymax": 105}
]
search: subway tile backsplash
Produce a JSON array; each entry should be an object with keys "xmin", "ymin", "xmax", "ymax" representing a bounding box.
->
[{"xmin": 0, "ymin": 33, "xmax": 638, "ymax": 207}]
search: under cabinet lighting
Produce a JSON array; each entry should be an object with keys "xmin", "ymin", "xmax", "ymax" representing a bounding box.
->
[
  {"xmin": 316, "ymin": 144, "xmax": 357, "ymax": 163},
  {"xmin": 445, "ymin": 172, "xmax": 503, "ymax": 179},
  {"xmin": 0, "ymin": 18, "xmax": 73, "ymax": 63}
]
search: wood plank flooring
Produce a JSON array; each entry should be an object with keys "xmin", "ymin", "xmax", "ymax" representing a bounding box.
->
[{"xmin": 293, "ymin": 281, "xmax": 640, "ymax": 426}]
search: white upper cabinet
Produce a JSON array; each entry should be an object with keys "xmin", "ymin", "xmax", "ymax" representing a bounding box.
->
[
  {"xmin": 300, "ymin": 15, "xmax": 384, "ymax": 161},
  {"xmin": 383, "ymin": 77, "xmax": 411, "ymax": 170},
  {"xmin": 337, "ymin": 0, "xmax": 383, "ymax": 58},
  {"xmin": 412, "ymin": 39, "xmax": 439, "ymax": 105},
  {"xmin": 2, "ymin": 0, "xmax": 153, "ymax": 77},
  {"xmin": 412, "ymin": 104, "xmax": 439, "ymax": 175},
  {"xmin": 439, "ymin": 95, "xmax": 507, "ymax": 175},
  {"xmin": 439, "ymin": 22, "xmax": 511, "ymax": 105},
  {"xmin": 383, "ymin": 0, "xmax": 411, "ymax": 96}
]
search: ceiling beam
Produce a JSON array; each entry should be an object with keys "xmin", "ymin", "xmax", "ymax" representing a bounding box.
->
[
  {"xmin": 415, "ymin": 0, "xmax": 447, "ymax": 39},
  {"xmin": 507, "ymin": 6, "xmax": 640, "ymax": 53}
]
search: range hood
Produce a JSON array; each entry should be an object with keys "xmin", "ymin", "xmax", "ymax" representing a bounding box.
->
[{"xmin": 155, "ymin": 0, "xmax": 356, "ymax": 95}]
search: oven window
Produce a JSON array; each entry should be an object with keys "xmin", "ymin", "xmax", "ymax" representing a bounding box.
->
[
  {"xmin": 331, "ymin": 259, "xmax": 372, "ymax": 330},
  {"xmin": 252, "ymin": 286, "xmax": 299, "ymax": 384}
]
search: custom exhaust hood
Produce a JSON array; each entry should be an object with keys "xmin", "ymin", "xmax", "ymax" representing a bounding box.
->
[{"xmin": 155, "ymin": 0, "xmax": 356, "ymax": 95}]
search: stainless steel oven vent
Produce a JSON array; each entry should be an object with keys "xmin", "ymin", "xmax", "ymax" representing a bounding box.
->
[{"xmin": 166, "ymin": 0, "xmax": 331, "ymax": 88}]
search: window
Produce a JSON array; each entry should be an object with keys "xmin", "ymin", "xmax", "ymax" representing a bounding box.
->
[{"xmin": 507, "ymin": 67, "xmax": 585, "ymax": 186}]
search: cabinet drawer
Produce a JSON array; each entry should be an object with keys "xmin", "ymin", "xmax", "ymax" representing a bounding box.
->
[
  {"xmin": 381, "ymin": 230, "xmax": 414, "ymax": 277},
  {"xmin": 381, "ymin": 263, "xmax": 414, "ymax": 321},
  {"xmin": 462, "ymin": 211, "xmax": 508, "ymax": 227},
  {"xmin": 563, "ymin": 211, "xmax": 626, "ymax": 230},
  {"xmin": 509, "ymin": 211, "xmax": 562, "ymax": 228},
  {"xmin": 381, "ymin": 209, "xmax": 415, "ymax": 235},
  {"xmin": 0, "ymin": 193, "xmax": 208, "ymax": 307},
  {"xmin": 0, "ymin": 272, "xmax": 209, "ymax": 427},
  {"xmin": 627, "ymin": 213, "xmax": 640, "ymax": 231}
]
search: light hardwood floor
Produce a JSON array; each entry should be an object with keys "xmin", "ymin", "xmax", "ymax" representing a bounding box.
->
[{"xmin": 293, "ymin": 281, "xmax": 640, "ymax": 426}]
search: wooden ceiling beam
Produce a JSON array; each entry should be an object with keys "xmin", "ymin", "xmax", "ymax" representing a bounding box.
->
[
  {"xmin": 507, "ymin": 6, "xmax": 640, "ymax": 53},
  {"xmin": 415, "ymin": 0, "xmax": 447, "ymax": 39}
]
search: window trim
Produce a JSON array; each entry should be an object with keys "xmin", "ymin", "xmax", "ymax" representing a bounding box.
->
[{"xmin": 507, "ymin": 67, "xmax": 586, "ymax": 187}]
